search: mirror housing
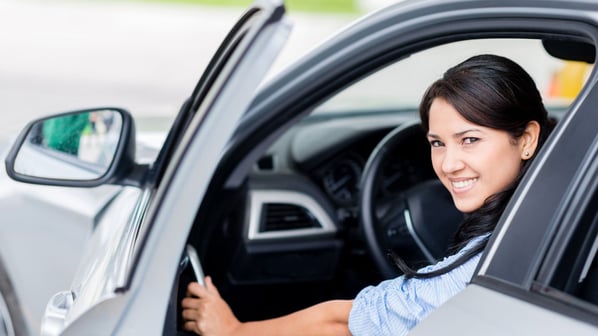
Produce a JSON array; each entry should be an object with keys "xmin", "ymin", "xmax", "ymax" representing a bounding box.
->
[{"xmin": 5, "ymin": 107, "xmax": 142, "ymax": 187}]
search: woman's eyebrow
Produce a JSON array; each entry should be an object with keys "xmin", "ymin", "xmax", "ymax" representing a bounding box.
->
[
  {"xmin": 427, "ymin": 128, "xmax": 482, "ymax": 139},
  {"xmin": 453, "ymin": 128, "xmax": 482, "ymax": 137}
]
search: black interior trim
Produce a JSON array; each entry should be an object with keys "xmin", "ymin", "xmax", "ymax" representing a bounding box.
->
[{"xmin": 543, "ymin": 39, "xmax": 595, "ymax": 63}]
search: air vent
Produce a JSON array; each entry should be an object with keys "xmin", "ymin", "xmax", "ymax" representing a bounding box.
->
[
  {"xmin": 257, "ymin": 155, "xmax": 275, "ymax": 170},
  {"xmin": 261, "ymin": 203, "xmax": 320, "ymax": 232},
  {"xmin": 248, "ymin": 190, "xmax": 336, "ymax": 240}
]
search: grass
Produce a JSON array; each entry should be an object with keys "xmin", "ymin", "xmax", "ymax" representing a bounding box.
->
[{"xmin": 139, "ymin": 0, "xmax": 359, "ymax": 13}]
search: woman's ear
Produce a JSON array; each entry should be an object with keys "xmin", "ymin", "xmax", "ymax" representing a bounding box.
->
[{"xmin": 520, "ymin": 120, "xmax": 541, "ymax": 160}]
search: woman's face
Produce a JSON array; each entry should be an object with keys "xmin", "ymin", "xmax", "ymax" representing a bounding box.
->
[{"xmin": 427, "ymin": 98, "xmax": 524, "ymax": 213}]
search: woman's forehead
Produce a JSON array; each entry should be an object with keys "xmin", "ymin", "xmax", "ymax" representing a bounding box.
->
[
  {"xmin": 428, "ymin": 98, "xmax": 499, "ymax": 137},
  {"xmin": 429, "ymin": 98, "xmax": 474, "ymax": 127}
]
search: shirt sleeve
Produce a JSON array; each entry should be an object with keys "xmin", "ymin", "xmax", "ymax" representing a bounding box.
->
[{"xmin": 348, "ymin": 238, "xmax": 485, "ymax": 336}]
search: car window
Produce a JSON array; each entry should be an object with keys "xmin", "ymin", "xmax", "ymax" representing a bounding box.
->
[
  {"xmin": 546, "ymin": 162, "xmax": 598, "ymax": 308},
  {"xmin": 313, "ymin": 38, "xmax": 591, "ymax": 117}
]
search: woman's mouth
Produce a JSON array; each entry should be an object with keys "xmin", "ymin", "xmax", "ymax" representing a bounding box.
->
[{"xmin": 451, "ymin": 178, "xmax": 478, "ymax": 192}]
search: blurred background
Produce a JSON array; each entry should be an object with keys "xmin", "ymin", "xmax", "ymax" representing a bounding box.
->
[{"xmin": 0, "ymin": 0, "xmax": 397, "ymax": 140}]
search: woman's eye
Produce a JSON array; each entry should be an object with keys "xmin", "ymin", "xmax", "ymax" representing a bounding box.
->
[
  {"xmin": 462, "ymin": 137, "xmax": 479, "ymax": 145},
  {"xmin": 429, "ymin": 140, "xmax": 443, "ymax": 147}
]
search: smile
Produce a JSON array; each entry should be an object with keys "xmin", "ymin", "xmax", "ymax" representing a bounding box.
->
[{"xmin": 451, "ymin": 178, "xmax": 478, "ymax": 190}]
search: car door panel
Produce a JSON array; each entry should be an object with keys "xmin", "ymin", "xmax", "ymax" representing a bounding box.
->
[
  {"xmin": 58, "ymin": 1, "xmax": 292, "ymax": 335},
  {"xmin": 412, "ymin": 284, "xmax": 598, "ymax": 335}
]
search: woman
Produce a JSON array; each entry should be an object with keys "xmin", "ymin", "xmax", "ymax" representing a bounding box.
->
[{"xmin": 181, "ymin": 54, "xmax": 556, "ymax": 336}]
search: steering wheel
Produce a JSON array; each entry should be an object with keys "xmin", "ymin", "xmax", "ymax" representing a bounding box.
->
[{"xmin": 359, "ymin": 122, "xmax": 463, "ymax": 278}]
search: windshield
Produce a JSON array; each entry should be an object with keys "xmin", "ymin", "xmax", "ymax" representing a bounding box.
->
[{"xmin": 314, "ymin": 39, "xmax": 589, "ymax": 116}]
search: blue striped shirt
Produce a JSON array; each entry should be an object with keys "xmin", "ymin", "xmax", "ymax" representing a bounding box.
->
[{"xmin": 348, "ymin": 235, "xmax": 486, "ymax": 336}]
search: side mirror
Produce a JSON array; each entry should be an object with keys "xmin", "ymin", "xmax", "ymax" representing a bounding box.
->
[{"xmin": 5, "ymin": 107, "xmax": 139, "ymax": 187}]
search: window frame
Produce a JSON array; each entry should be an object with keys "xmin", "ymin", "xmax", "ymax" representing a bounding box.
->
[{"xmin": 534, "ymin": 134, "xmax": 598, "ymax": 306}]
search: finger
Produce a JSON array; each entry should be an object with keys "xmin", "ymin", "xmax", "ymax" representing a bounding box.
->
[
  {"xmin": 205, "ymin": 276, "xmax": 219, "ymax": 295},
  {"xmin": 182, "ymin": 320, "xmax": 199, "ymax": 333},
  {"xmin": 188, "ymin": 281, "xmax": 209, "ymax": 297},
  {"xmin": 181, "ymin": 297, "xmax": 201, "ymax": 309},
  {"xmin": 186, "ymin": 285, "xmax": 200, "ymax": 298},
  {"xmin": 181, "ymin": 307, "xmax": 200, "ymax": 322}
]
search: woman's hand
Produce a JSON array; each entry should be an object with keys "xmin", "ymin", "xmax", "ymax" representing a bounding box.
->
[
  {"xmin": 181, "ymin": 276, "xmax": 352, "ymax": 336},
  {"xmin": 181, "ymin": 276, "xmax": 242, "ymax": 336}
]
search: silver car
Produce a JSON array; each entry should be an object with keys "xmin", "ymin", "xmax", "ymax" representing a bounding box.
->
[{"xmin": 4, "ymin": 0, "xmax": 598, "ymax": 335}]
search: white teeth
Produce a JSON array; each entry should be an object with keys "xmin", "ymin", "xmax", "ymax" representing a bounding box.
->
[{"xmin": 452, "ymin": 178, "xmax": 477, "ymax": 189}]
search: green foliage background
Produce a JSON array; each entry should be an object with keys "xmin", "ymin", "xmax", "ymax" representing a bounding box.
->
[{"xmin": 139, "ymin": 0, "xmax": 358, "ymax": 13}]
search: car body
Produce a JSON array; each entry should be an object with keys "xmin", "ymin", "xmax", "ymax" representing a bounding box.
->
[
  {"xmin": 0, "ymin": 124, "xmax": 162, "ymax": 336},
  {"xmin": 4, "ymin": 0, "xmax": 598, "ymax": 335}
]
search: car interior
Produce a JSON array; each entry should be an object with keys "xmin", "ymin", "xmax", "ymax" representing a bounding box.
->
[{"xmin": 166, "ymin": 33, "xmax": 595, "ymax": 333}]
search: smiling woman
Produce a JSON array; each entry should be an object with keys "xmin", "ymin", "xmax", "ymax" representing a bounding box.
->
[{"xmin": 426, "ymin": 98, "xmax": 540, "ymax": 213}]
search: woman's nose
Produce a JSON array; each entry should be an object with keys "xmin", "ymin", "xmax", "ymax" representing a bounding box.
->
[{"xmin": 441, "ymin": 146, "xmax": 465, "ymax": 173}]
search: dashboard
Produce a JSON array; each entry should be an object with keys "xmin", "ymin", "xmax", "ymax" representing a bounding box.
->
[
  {"xmin": 318, "ymin": 152, "xmax": 364, "ymax": 204},
  {"xmin": 248, "ymin": 111, "xmax": 436, "ymax": 231}
]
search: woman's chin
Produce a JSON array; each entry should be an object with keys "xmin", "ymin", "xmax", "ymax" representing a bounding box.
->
[{"xmin": 453, "ymin": 198, "xmax": 483, "ymax": 213}]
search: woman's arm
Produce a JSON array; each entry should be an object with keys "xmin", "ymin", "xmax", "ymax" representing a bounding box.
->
[
  {"xmin": 241, "ymin": 299, "xmax": 352, "ymax": 336},
  {"xmin": 181, "ymin": 277, "xmax": 353, "ymax": 336}
]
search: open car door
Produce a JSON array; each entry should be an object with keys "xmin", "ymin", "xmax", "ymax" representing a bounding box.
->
[{"xmin": 40, "ymin": 1, "xmax": 292, "ymax": 335}]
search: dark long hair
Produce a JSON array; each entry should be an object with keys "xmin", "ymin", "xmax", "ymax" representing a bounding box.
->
[{"xmin": 396, "ymin": 54, "xmax": 556, "ymax": 279}]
